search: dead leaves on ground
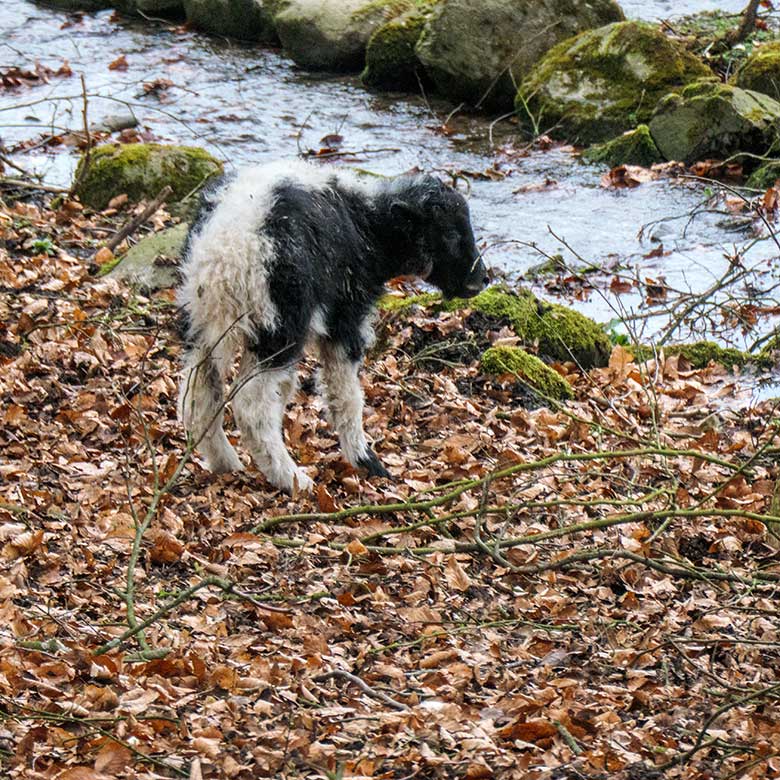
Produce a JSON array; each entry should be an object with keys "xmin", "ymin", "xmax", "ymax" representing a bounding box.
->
[{"xmin": 1, "ymin": 194, "xmax": 780, "ymax": 779}]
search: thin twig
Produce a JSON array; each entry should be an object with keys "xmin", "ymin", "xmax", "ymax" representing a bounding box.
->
[
  {"xmin": 314, "ymin": 670, "xmax": 409, "ymax": 711},
  {"xmin": 102, "ymin": 184, "xmax": 173, "ymax": 254}
]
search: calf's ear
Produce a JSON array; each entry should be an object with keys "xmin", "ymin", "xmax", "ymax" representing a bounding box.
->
[{"xmin": 390, "ymin": 200, "xmax": 418, "ymax": 223}]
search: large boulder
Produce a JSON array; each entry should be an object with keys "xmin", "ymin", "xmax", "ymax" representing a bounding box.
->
[
  {"xmin": 108, "ymin": 223, "xmax": 189, "ymax": 290},
  {"xmin": 362, "ymin": 0, "xmax": 440, "ymax": 90},
  {"xmin": 182, "ymin": 0, "xmax": 280, "ymax": 41},
  {"xmin": 733, "ymin": 41, "xmax": 780, "ymax": 101},
  {"xmin": 517, "ymin": 21, "xmax": 710, "ymax": 144},
  {"xmin": 75, "ymin": 143, "xmax": 223, "ymax": 210},
  {"xmin": 272, "ymin": 0, "xmax": 397, "ymax": 71},
  {"xmin": 415, "ymin": 0, "xmax": 624, "ymax": 111},
  {"xmin": 649, "ymin": 81, "xmax": 780, "ymax": 164}
]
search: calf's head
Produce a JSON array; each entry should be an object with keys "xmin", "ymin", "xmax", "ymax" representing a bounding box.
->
[{"xmin": 390, "ymin": 176, "xmax": 489, "ymax": 299}]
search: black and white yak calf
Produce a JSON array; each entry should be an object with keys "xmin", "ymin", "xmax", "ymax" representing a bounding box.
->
[{"xmin": 177, "ymin": 160, "xmax": 488, "ymax": 493}]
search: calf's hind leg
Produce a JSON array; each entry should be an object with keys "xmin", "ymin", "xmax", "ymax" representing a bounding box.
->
[
  {"xmin": 179, "ymin": 344, "xmax": 243, "ymax": 474},
  {"xmin": 232, "ymin": 350, "xmax": 313, "ymax": 493},
  {"xmin": 317, "ymin": 339, "xmax": 390, "ymax": 478}
]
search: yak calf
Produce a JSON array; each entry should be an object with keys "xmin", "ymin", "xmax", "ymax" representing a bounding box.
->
[{"xmin": 178, "ymin": 160, "xmax": 488, "ymax": 493}]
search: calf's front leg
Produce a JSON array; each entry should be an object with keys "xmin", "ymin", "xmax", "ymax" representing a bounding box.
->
[
  {"xmin": 317, "ymin": 339, "xmax": 390, "ymax": 478},
  {"xmin": 232, "ymin": 351, "xmax": 313, "ymax": 494}
]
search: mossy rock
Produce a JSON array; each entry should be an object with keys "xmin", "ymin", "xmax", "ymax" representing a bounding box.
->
[
  {"xmin": 416, "ymin": 0, "xmax": 624, "ymax": 111},
  {"xmin": 381, "ymin": 286, "xmax": 612, "ymax": 369},
  {"xmin": 107, "ymin": 223, "xmax": 189, "ymax": 290},
  {"xmin": 361, "ymin": 1, "xmax": 438, "ymax": 90},
  {"xmin": 747, "ymin": 161, "xmax": 780, "ymax": 189},
  {"xmin": 517, "ymin": 21, "xmax": 711, "ymax": 145},
  {"xmin": 182, "ymin": 0, "xmax": 280, "ymax": 41},
  {"xmin": 75, "ymin": 143, "xmax": 223, "ymax": 211},
  {"xmin": 481, "ymin": 346, "xmax": 573, "ymax": 402},
  {"xmin": 584, "ymin": 124, "xmax": 665, "ymax": 167},
  {"xmin": 451, "ymin": 287, "xmax": 611, "ymax": 369},
  {"xmin": 733, "ymin": 41, "xmax": 780, "ymax": 101},
  {"xmin": 273, "ymin": 0, "xmax": 397, "ymax": 71},
  {"xmin": 649, "ymin": 80, "xmax": 780, "ymax": 164},
  {"xmin": 631, "ymin": 340, "xmax": 752, "ymax": 370}
]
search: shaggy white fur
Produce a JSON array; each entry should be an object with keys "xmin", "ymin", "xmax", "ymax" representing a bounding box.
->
[
  {"xmin": 316, "ymin": 339, "xmax": 371, "ymax": 466},
  {"xmin": 178, "ymin": 161, "xmax": 377, "ymax": 493}
]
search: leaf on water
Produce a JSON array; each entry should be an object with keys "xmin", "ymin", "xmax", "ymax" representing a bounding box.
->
[{"xmin": 108, "ymin": 55, "xmax": 128, "ymax": 71}]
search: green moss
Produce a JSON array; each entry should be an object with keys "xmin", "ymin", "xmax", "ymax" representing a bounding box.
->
[
  {"xmin": 383, "ymin": 286, "xmax": 611, "ymax": 368},
  {"xmin": 631, "ymin": 340, "xmax": 752, "ymax": 369},
  {"xmin": 735, "ymin": 41, "xmax": 780, "ymax": 101},
  {"xmin": 378, "ymin": 291, "xmax": 441, "ymax": 311},
  {"xmin": 584, "ymin": 124, "xmax": 666, "ymax": 167},
  {"xmin": 747, "ymin": 161, "xmax": 780, "ymax": 189},
  {"xmin": 480, "ymin": 346, "xmax": 574, "ymax": 402},
  {"xmin": 75, "ymin": 143, "xmax": 223, "ymax": 211},
  {"xmin": 452, "ymin": 286, "xmax": 611, "ymax": 369},
  {"xmin": 758, "ymin": 332, "xmax": 780, "ymax": 365},
  {"xmin": 361, "ymin": 3, "xmax": 436, "ymax": 90},
  {"xmin": 517, "ymin": 21, "xmax": 710, "ymax": 144},
  {"xmin": 649, "ymin": 79, "xmax": 780, "ymax": 164},
  {"xmin": 97, "ymin": 255, "xmax": 122, "ymax": 276}
]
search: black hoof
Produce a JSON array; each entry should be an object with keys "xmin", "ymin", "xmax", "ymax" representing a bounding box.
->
[{"xmin": 357, "ymin": 451, "xmax": 391, "ymax": 479}]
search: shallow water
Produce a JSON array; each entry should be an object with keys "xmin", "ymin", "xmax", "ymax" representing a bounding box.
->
[
  {"xmin": 623, "ymin": 0, "xmax": 745, "ymax": 19},
  {"xmin": 1, "ymin": 0, "xmax": 777, "ymax": 369}
]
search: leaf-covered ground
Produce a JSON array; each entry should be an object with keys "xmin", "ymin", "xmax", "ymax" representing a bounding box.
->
[{"xmin": 1, "ymin": 194, "xmax": 780, "ymax": 780}]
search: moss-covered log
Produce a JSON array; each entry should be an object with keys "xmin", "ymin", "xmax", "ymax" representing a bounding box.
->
[{"xmin": 630, "ymin": 340, "xmax": 755, "ymax": 370}]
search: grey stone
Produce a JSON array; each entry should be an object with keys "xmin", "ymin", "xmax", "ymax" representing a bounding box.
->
[
  {"xmin": 109, "ymin": 223, "xmax": 188, "ymax": 290},
  {"xmin": 649, "ymin": 81, "xmax": 780, "ymax": 163},
  {"xmin": 416, "ymin": 0, "xmax": 624, "ymax": 111}
]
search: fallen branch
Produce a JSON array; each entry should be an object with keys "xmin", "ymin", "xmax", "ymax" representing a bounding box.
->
[
  {"xmin": 0, "ymin": 151, "xmax": 34, "ymax": 178},
  {"xmin": 314, "ymin": 669, "xmax": 409, "ymax": 711},
  {"xmin": 253, "ymin": 446, "xmax": 747, "ymax": 534},
  {"xmin": 67, "ymin": 75, "xmax": 92, "ymax": 201},
  {"xmin": 657, "ymin": 680, "xmax": 780, "ymax": 771},
  {"xmin": 93, "ymin": 575, "xmax": 289, "ymax": 656},
  {"xmin": 102, "ymin": 184, "xmax": 173, "ymax": 255},
  {"xmin": 0, "ymin": 177, "xmax": 69, "ymax": 194}
]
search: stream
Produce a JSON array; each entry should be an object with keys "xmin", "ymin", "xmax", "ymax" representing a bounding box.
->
[{"xmin": 1, "ymin": 0, "xmax": 778, "ymax": 380}]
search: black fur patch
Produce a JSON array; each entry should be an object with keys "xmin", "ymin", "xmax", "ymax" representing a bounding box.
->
[
  {"xmin": 248, "ymin": 173, "xmax": 486, "ymax": 365},
  {"xmin": 357, "ymin": 449, "xmax": 391, "ymax": 479}
]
